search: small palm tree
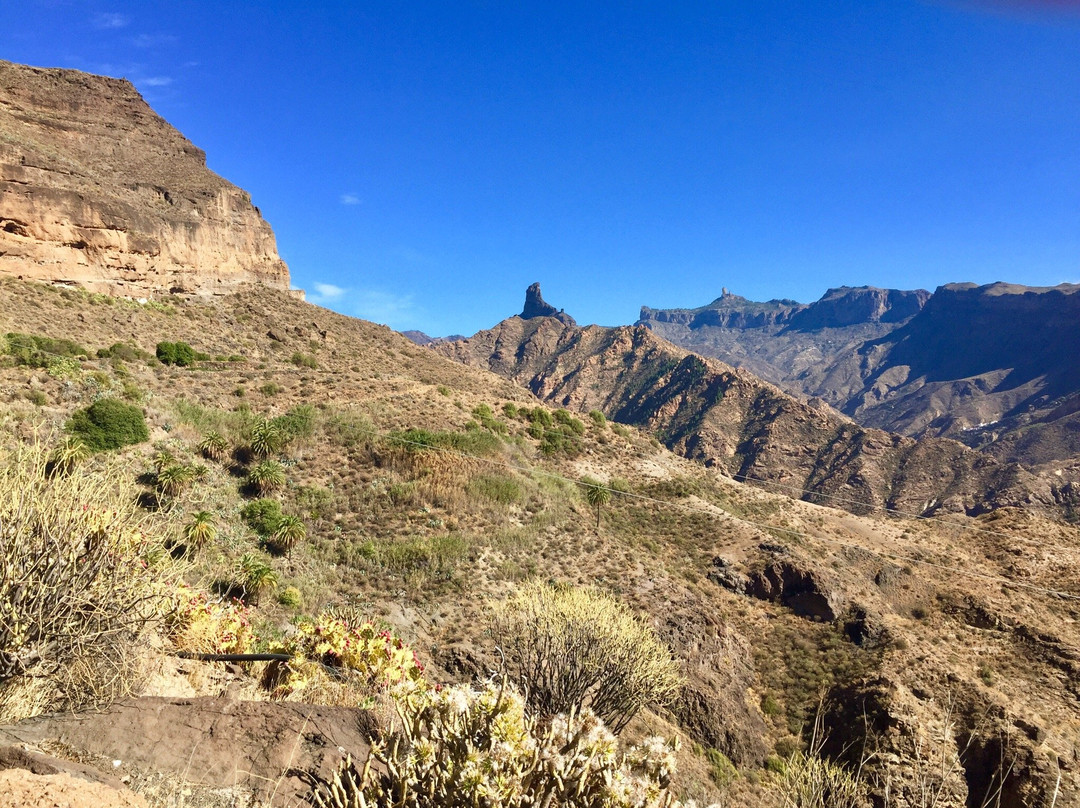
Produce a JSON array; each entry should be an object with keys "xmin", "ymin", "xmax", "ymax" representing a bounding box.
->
[
  {"xmin": 197, "ymin": 431, "xmax": 229, "ymax": 462},
  {"xmin": 157, "ymin": 463, "xmax": 196, "ymax": 497},
  {"xmin": 272, "ymin": 514, "xmax": 307, "ymax": 559},
  {"xmin": 238, "ymin": 553, "xmax": 279, "ymax": 605},
  {"xmin": 248, "ymin": 418, "xmax": 281, "ymax": 459},
  {"xmin": 248, "ymin": 460, "xmax": 286, "ymax": 495},
  {"xmin": 152, "ymin": 448, "xmax": 176, "ymax": 473},
  {"xmin": 582, "ymin": 476, "xmax": 611, "ymax": 532},
  {"xmin": 183, "ymin": 511, "xmax": 217, "ymax": 554},
  {"xmin": 48, "ymin": 436, "xmax": 91, "ymax": 477}
]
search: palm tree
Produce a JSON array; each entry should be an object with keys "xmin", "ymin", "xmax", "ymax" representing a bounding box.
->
[
  {"xmin": 248, "ymin": 418, "xmax": 281, "ymax": 459},
  {"xmin": 183, "ymin": 511, "xmax": 217, "ymax": 554},
  {"xmin": 237, "ymin": 554, "xmax": 279, "ymax": 605},
  {"xmin": 582, "ymin": 477, "xmax": 611, "ymax": 532},
  {"xmin": 248, "ymin": 460, "xmax": 286, "ymax": 495},
  {"xmin": 152, "ymin": 448, "xmax": 175, "ymax": 473},
  {"xmin": 272, "ymin": 514, "xmax": 307, "ymax": 559},
  {"xmin": 156, "ymin": 463, "xmax": 196, "ymax": 498},
  {"xmin": 197, "ymin": 431, "xmax": 229, "ymax": 462}
]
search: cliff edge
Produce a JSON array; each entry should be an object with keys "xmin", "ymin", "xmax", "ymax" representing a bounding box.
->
[{"xmin": 0, "ymin": 60, "xmax": 290, "ymax": 297}]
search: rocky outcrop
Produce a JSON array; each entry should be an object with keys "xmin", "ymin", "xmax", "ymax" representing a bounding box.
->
[
  {"xmin": 0, "ymin": 60, "xmax": 290, "ymax": 297},
  {"xmin": 521, "ymin": 282, "xmax": 576, "ymax": 325}
]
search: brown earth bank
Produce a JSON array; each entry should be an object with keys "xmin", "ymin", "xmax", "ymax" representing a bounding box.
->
[
  {"xmin": 0, "ymin": 60, "xmax": 290, "ymax": 298},
  {"xmin": 435, "ymin": 295, "xmax": 1079, "ymax": 521}
]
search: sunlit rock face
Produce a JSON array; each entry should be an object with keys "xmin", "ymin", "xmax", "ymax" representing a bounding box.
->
[{"xmin": 0, "ymin": 60, "xmax": 290, "ymax": 298}]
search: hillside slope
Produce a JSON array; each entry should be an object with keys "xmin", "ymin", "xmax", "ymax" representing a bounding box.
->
[
  {"xmin": 1, "ymin": 277, "xmax": 1078, "ymax": 806},
  {"xmin": 438, "ymin": 293, "xmax": 1075, "ymax": 519}
]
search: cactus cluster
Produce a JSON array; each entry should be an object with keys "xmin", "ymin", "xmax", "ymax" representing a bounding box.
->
[{"xmin": 305, "ymin": 679, "xmax": 711, "ymax": 808}]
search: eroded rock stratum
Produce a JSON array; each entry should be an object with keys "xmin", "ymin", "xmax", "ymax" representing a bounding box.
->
[{"xmin": 0, "ymin": 60, "xmax": 290, "ymax": 297}]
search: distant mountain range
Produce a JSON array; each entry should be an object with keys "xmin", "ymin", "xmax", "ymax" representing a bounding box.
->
[
  {"xmin": 434, "ymin": 284, "xmax": 1078, "ymax": 518},
  {"xmin": 639, "ymin": 282, "xmax": 1080, "ymax": 470}
]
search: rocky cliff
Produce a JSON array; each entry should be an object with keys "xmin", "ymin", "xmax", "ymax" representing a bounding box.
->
[{"xmin": 0, "ymin": 60, "xmax": 290, "ymax": 297}]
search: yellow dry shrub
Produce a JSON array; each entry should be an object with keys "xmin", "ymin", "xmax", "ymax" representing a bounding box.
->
[
  {"xmin": 490, "ymin": 581, "xmax": 684, "ymax": 733},
  {"xmin": 0, "ymin": 440, "xmax": 178, "ymax": 719}
]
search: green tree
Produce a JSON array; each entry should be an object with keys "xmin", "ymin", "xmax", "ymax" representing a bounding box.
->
[
  {"xmin": 183, "ymin": 511, "xmax": 217, "ymax": 554},
  {"xmin": 197, "ymin": 431, "xmax": 229, "ymax": 462},
  {"xmin": 272, "ymin": 514, "xmax": 307, "ymax": 559},
  {"xmin": 248, "ymin": 460, "xmax": 286, "ymax": 495},
  {"xmin": 581, "ymin": 476, "xmax": 611, "ymax": 532},
  {"xmin": 237, "ymin": 554, "xmax": 279, "ymax": 605}
]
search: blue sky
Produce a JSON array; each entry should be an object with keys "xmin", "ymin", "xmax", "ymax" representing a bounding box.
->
[{"xmin": 5, "ymin": 1, "xmax": 1079, "ymax": 335}]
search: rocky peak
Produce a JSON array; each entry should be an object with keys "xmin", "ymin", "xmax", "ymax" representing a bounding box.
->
[
  {"xmin": 0, "ymin": 59, "xmax": 291, "ymax": 297},
  {"xmin": 520, "ymin": 282, "xmax": 576, "ymax": 326}
]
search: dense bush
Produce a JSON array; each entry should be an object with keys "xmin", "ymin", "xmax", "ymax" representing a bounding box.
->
[
  {"xmin": 389, "ymin": 427, "xmax": 502, "ymax": 457},
  {"xmin": 241, "ymin": 498, "xmax": 284, "ymax": 537},
  {"xmin": 97, "ymin": 342, "xmax": 149, "ymax": 362},
  {"xmin": 67, "ymin": 398, "xmax": 149, "ymax": 451},
  {"xmin": 155, "ymin": 340, "xmax": 196, "ymax": 366},
  {"xmin": 3, "ymin": 332, "xmax": 87, "ymax": 368},
  {"xmin": 491, "ymin": 581, "xmax": 683, "ymax": 733},
  {"xmin": 0, "ymin": 442, "xmax": 172, "ymax": 719}
]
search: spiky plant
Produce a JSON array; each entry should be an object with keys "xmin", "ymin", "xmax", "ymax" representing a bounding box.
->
[
  {"xmin": 272, "ymin": 514, "xmax": 307, "ymax": 559},
  {"xmin": 248, "ymin": 460, "xmax": 286, "ymax": 495},
  {"xmin": 237, "ymin": 554, "xmax": 279, "ymax": 605},
  {"xmin": 183, "ymin": 511, "xmax": 217, "ymax": 554},
  {"xmin": 156, "ymin": 463, "xmax": 196, "ymax": 498},
  {"xmin": 152, "ymin": 448, "xmax": 176, "ymax": 474},
  {"xmin": 248, "ymin": 418, "xmax": 282, "ymax": 459},
  {"xmin": 582, "ymin": 476, "xmax": 611, "ymax": 532},
  {"xmin": 197, "ymin": 431, "xmax": 229, "ymax": 462},
  {"xmin": 47, "ymin": 435, "xmax": 91, "ymax": 477}
]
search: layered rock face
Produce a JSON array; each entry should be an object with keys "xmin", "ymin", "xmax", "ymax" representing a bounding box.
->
[{"xmin": 0, "ymin": 60, "xmax": 290, "ymax": 297}]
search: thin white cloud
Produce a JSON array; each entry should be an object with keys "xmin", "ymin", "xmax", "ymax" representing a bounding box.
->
[
  {"xmin": 339, "ymin": 193, "xmax": 361, "ymax": 205},
  {"xmin": 140, "ymin": 76, "xmax": 173, "ymax": 87},
  {"xmin": 352, "ymin": 290, "xmax": 417, "ymax": 329},
  {"xmin": 93, "ymin": 12, "xmax": 129, "ymax": 29},
  {"xmin": 131, "ymin": 33, "xmax": 178, "ymax": 49},
  {"xmin": 312, "ymin": 282, "xmax": 346, "ymax": 301}
]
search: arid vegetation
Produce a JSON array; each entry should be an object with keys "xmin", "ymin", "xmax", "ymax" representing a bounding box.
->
[{"xmin": 0, "ymin": 277, "xmax": 1077, "ymax": 807}]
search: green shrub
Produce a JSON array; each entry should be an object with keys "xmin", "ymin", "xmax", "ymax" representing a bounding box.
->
[
  {"xmin": 241, "ymin": 498, "xmax": 284, "ymax": 537},
  {"xmin": 589, "ymin": 409, "xmax": 607, "ymax": 428},
  {"xmin": 467, "ymin": 473, "xmax": 522, "ymax": 504},
  {"xmin": 491, "ymin": 581, "xmax": 683, "ymax": 733},
  {"xmin": 278, "ymin": 586, "xmax": 303, "ymax": 609},
  {"xmin": 273, "ymin": 404, "xmax": 317, "ymax": 442},
  {"xmin": 290, "ymin": 351, "xmax": 318, "ymax": 369},
  {"xmin": 472, "ymin": 404, "xmax": 508, "ymax": 434},
  {"xmin": 705, "ymin": 748, "xmax": 738, "ymax": 787},
  {"xmin": 4, "ymin": 332, "xmax": 86, "ymax": 368},
  {"xmin": 388, "ymin": 427, "xmax": 501, "ymax": 457},
  {"xmin": 67, "ymin": 398, "xmax": 149, "ymax": 451},
  {"xmin": 155, "ymin": 341, "xmax": 197, "ymax": 366},
  {"xmin": 97, "ymin": 342, "xmax": 148, "ymax": 362}
]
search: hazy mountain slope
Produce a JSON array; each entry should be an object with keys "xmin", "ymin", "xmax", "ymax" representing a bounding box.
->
[
  {"xmin": 640, "ymin": 282, "xmax": 1080, "ymax": 470},
  {"xmin": 436, "ymin": 304, "xmax": 1071, "ymax": 518}
]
